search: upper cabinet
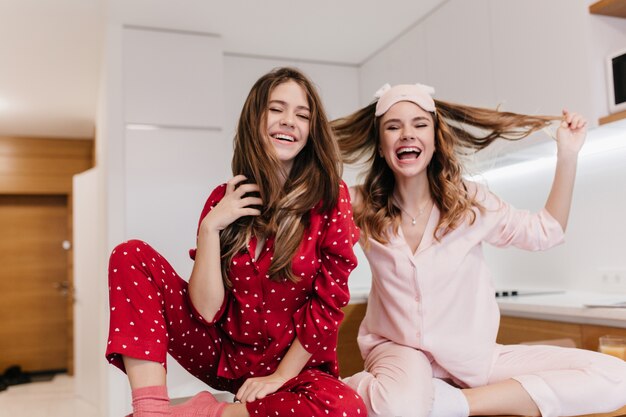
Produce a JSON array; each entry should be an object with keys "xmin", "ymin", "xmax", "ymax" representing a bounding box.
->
[
  {"xmin": 589, "ymin": 0, "xmax": 626, "ymax": 18},
  {"xmin": 360, "ymin": 0, "xmax": 626, "ymax": 133},
  {"xmin": 488, "ymin": 0, "xmax": 594, "ymax": 120},
  {"xmin": 423, "ymin": 0, "xmax": 497, "ymax": 108},
  {"xmin": 123, "ymin": 27, "xmax": 223, "ymax": 128},
  {"xmin": 360, "ymin": 0, "xmax": 596, "ymax": 121}
]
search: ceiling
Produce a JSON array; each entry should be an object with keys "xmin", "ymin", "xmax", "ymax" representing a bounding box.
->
[{"xmin": 0, "ymin": 0, "xmax": 447, "ymax": 139}]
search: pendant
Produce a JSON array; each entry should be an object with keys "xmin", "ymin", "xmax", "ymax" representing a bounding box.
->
[{"xmin": 411, "ymin": 218, "xmax": 416, "ymax": 225}]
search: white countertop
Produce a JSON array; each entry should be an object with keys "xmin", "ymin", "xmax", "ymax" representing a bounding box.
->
[
  {"xmin": 348, "ymin": 287, "xmax": 626, "ymax": 328},
  {"xmin": 497, "ymin": 290, "xmax": 626, "ymax": 329}
]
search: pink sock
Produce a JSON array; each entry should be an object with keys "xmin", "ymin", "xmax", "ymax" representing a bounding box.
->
[
  {"xmin": 129, "ymin": 385, "xmax": 171, "ymax": 417},
  {"xmin": 170, "ymin": 391, "xmax": 227, "ymax": 417}
]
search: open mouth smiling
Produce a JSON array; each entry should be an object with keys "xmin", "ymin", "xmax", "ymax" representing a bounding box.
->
[
  {"xmin": 272, "ymin": 133, "xmax": 296, "ymax": 143},
  {"xmin": 396, "ymin": 146, "xmax": 422, "ymax": 160}
]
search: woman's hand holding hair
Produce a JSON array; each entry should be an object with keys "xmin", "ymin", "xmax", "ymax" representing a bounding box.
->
[
  {"xmin": 555, "ymin": 109, "xmax": 587, "ymax": 158},
  {"xmin": 199, "ymin": 174, "xmax": 263, "ymax": 234}
]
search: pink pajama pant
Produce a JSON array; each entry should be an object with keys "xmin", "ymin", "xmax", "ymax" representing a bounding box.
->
[
  {"xmin": 106, "ymin": 239, "xmax": 366, "ymax": 417},
  {"xmin": 347, "ymin": 340, "xmax": 626, "ymax": 417}
]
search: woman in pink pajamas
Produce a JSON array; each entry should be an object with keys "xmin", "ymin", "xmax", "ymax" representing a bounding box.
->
[
  {"xmin": 332, "ymin": 83, "xmax": 626, "ymax": 417},
  {"xmin": 106, "ymin": 67, "xmax": 365, "ymax": 417}
]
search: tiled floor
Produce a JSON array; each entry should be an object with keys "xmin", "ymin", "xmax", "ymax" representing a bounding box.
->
[{"xmin": 0, "ymin": 374, "xmax": 99, "ymax": 417}]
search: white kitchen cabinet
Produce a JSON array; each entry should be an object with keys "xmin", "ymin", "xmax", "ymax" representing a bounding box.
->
[
  {"xmin": 124, "ymin": 127, "xmax": 231, "ymax": 280},
  {"xmin": 423, "ymin": 0, "xmax": 497, "ymax": 107},
  {"xmin": 489, "ymin": 0, "xmax": 594, "ymax": 119},
  {"xmin": 360, "ymin": 46, "xmax": 398, "ymax": 105},
  {"xmin": 123, "ymin": 27, "xmax": 223, "ymax": 128},
  {"xmin": 296, "ymin": 61, "xmax": 360, "ymax": 120},
  {"xmin": 359, "ymin": 24, "xmax": 429, "ymax": 106}
]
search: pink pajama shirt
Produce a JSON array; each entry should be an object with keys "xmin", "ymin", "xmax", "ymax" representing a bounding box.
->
[
  {"xmin": 106, "ymin": 182, "xmax": 366, "ymax": 416},
  {"xmin": 348, "ymin": 181, "xmax": 626, "ymax": 417}
]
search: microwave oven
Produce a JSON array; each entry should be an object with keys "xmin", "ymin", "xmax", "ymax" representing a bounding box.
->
[{"xmin": 607, "ymin": 48, "xmax": 626, "ymax": 113}]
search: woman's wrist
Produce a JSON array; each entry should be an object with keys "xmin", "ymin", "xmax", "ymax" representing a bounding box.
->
[
  {"xmin": 199, "ymin": 215, "xmax": 222, "ymax": 235},
  {"xmin": 272, "ymin": 367, "xmax": 295, "ymax": 382},
  {"xmin": 556, "ymin": 148, "xmax": 580, "ymax": 162},
  {"xmin": 196, "ymin": 223, "xmax": 221, "ymax": 254}
]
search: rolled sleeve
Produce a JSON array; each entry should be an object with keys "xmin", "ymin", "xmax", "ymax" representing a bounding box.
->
[
  {"xmin": 482, "ymin": 186, "xmax": 565, "ymax": 250},
  {"xmin": 185, "ymin": 291, "xmax": 229, "ymax": 326},
  {"xmin": 466, "ymin": 182, "xmax": 565, "ymax": 251}
]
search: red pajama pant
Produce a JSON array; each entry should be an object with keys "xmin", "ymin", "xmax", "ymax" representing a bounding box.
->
[{"xmin": 106, "ymin": 240, "xmax": 365, "ymax": 417}]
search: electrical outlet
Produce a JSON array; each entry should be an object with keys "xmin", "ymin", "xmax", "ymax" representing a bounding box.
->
[{"xmin": 598, "ymin": 268, "xmax": 626, "ymax": 291}]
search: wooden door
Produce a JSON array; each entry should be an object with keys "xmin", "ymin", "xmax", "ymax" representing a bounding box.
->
[{"xmin": 0, "ymin": 194, "xmax": 70, "ymax": 372}]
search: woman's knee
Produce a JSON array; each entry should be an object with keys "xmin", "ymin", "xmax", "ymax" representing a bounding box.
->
[
  {"xmin": 109, "ymin": 239, "xmax": 161, "ymax": 271},
  {"xmin": 365, "ymin": 342, "xmax": 432, "ymax": 386},
  {"xmin": 357, "ymin": 344, "xmax": 433, "ymax": 417},
  {"xmin": 369, "ymin": 379, "xmax": 431, "ymax": 417},
  {"xmin": 108, "ymin": 239, "xmax": 164, "ymax": 288}
]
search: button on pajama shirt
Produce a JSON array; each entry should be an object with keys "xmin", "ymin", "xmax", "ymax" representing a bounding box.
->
[
  {"xmin": 106, "ymin": 181, "xmax": 366, "ymax": 416},
  {"xmin": 347, "ymin": 182, "xmax": 626, "ymax": 417}
]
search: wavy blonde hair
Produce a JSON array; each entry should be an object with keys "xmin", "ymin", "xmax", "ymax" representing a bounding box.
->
[
  {"xmin": 332, "ymin": 99, "xmax": 559, "ymax": 244},
  {"xmin": 220, "ymin": 67, "xmax": 341, "ymax": 286}
]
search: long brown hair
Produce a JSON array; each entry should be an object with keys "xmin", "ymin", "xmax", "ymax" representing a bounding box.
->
[
  {"xmin": 220, "ymin": 67, "xmax": 341, "ymax": 285},
  {"xmin": 332, "ymin": 98, "xmax": 558, "ymax": 244}
]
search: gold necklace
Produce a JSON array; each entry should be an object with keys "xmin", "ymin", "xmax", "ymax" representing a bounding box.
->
[{"xmin": 393, "ymin": 196, "xmax": 431, "ymax": 226}]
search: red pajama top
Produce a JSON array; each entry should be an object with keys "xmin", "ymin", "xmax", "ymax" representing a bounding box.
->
[{"xmin": 188, "ymin": 181, "xmax": 359, "ymax": 380}]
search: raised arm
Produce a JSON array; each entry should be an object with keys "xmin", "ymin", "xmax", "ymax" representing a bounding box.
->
[
  {"xmin": 544, "ymin": 110, "xmax": 587, "ymax": 231},
  {"xmin": 188, "ymin": 175, "xmax": 262, "ymax": 322}
]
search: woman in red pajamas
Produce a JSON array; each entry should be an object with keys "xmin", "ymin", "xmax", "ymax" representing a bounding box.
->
[{"xmin": 106, "ymin": 67, "xmax": 365, "ymax": 417}]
